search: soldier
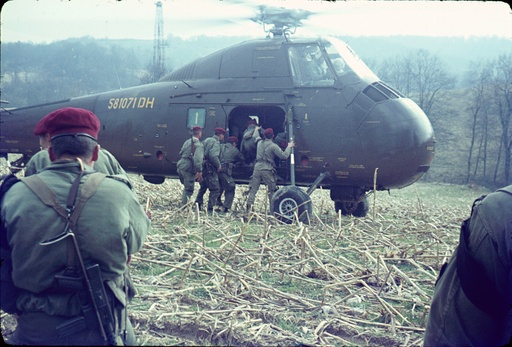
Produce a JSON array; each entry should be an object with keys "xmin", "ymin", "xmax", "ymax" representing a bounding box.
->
[
  {"xmin": 246, "ymin": 127, "xmax": 295, "ymax": 212},
  {"xmin": 216, "ymin": 136, "xmax": 244, "ymax": 213},
  {"xmin": 424, "ymin": 185, "xmax": 512, "ymax": 347},
  {"xmin": 25, "ymin": 114, "xmax": 128, "ymax": 178},
  {"xmin": 177, "ymin": 126, "xmax": 204, "ymax": 207},
  {"xmin": 241, "ymin": 120, "xmax": 258, "ymax": 164},
  {"xmin": 195, "ymin": 127, "xmax": 225, "ymax": 212},
  {"xmin": 0, "ymin": 107, "xmax": 150, "ymax": 345}
]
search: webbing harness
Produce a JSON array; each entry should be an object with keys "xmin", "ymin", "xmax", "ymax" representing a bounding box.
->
[{"xmin": 21, "ymin": 172, "xmax": 106, "ymax": 272}]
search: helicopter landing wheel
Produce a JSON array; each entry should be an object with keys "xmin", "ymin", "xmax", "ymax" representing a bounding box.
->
[
  {"xmin": 334, "ymin": 196, "xmax": 369, "ymax": 217},
  {"xmin": 272, "ymin": 186, "xmax": 312, "ymax": 224}
]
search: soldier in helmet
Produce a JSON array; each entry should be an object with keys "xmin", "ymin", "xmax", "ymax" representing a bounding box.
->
[
  {"xmin": 177, "ymin": 126, "xmax": 204, "ymax": 207},
  {"xmin": 195, "ymin": 127, "xmax": 226, "ymax": 212},
  {"xmin": 246, "ymin": 127, "xmax": 295, "ymax": 212},
  {"xmin": 0, "ymin": 107, "xmax": 149, "ymax": 345},
  {"xmin": 216, "ymin": 136, "xmax": 244, "ymax": 213}
]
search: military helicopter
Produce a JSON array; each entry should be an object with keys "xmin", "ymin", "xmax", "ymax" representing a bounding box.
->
[{"xmin": 0, "ymin": 5, "xmax": 435, "ymax": 222}]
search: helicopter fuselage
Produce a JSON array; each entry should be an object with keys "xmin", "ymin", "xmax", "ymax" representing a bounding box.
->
[{"xmin": 0, "ymin": 36, "xmax": 435, "ymax": 214}]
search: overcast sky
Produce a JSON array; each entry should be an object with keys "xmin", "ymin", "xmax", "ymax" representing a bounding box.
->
[{"xmin": 1, "ymin": 0, "xmax": 511, "ymax": 43}]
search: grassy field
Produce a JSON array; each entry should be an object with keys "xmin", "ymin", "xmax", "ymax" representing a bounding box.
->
[{"xmin": 0, "ymin": 166, "xmax": 491, "ymax": 346}]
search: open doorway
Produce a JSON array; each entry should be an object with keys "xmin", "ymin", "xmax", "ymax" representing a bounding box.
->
[
  {"xmin": 228, "ymin": 105, "xmax": 287, "ymax": 165},
  {"xmin": 228, "ymin": 105, "xmax": 286, "ymax": 144}
]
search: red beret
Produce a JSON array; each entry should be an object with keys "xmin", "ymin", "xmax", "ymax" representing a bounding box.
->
[
  {"xmin": 214, "ymin": 127, "xmax": 226, "ymax": 135},
  {"xmin": 44, "ymin": 107, "xmax": 100, "ymax": 140},
  {"xmin": 191, "ymin": 126, "xmax": 202, "ymax": 131},
  {"xmin": 227, "ymin": 136, "xmax": 238, "ymax": 143},
  {"xmin": 263, "ymin": 128, "xmax": 274, "ymax": 136},
  {"xmin": 34, "ymin": 114, "xmax": 50, "ymax": 135}
]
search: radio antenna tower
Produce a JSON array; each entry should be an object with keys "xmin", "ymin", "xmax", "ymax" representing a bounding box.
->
[{"xmin": 152, "ymin": 1, "xmax": 167, "ymax": 80}]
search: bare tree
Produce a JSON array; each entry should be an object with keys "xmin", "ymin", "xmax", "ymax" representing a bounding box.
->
[
  {"xmin": 464, "ymin": 53, "xmax": 512, "ymax": 187},
  {"xmin": 464, "ymin": 62, "xmax": 493, "ymax": 184},
  {"xmin": 377, "ymin": 49, "xmax": 455, "ymax": 116},
  {"xmin": 491, "ymin": 53, "xmax": 512, "ymax": 185}
]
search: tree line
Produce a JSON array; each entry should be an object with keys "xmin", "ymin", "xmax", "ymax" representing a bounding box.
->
[
  {"xmin": 372, "ymin": 49, "xmax": 512, "ymax": 188},
  {"xmin": 1, "ymin": 38, "xmax": 511, "ymax": 188}
]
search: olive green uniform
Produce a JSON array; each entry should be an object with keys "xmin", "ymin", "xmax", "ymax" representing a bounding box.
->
[
  {"xmin": 177, "ymin": 137, "xmax": 204, "ymax": 206},
  {"xmin": 241, "ymin": 124, "xmax": 257, "ymax": 164},
  {"xmin": 424, "ymin": 186, "xmax": 512, "ymax": 346},
  {"xmin": 25, "ymin": 148, "xmax": 128, "ymax": 178},
  {"xmin": 24, "ymin": 149, "xmax": 52, "ymax": 176},
  {"xmin": 1, "ymin": 160, "xmax": 150, "ymax": 345},
  {"xmin": 217, "ymin": 143, "xmax": 244, "ymax": 211},
  {"xmin": 195, "ymin": 136, "xmax": 222, "ymax": 210},
  {"xmin": 247, "ymin": 129, "xmax": 292, "ymax": 208}
]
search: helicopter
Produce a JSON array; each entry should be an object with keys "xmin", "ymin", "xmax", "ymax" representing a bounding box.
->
[{"xmin": 0, "ymin": 5, "xmax": 435, "ymax": 222}]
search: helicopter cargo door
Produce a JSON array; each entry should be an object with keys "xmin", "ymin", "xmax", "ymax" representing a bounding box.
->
[{"xmin": 225, "ymin": 105, "xmax": 287, "ymax": 182}]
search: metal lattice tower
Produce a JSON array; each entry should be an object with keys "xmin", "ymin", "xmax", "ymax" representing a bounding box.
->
[{"xmin": 152, "ymin": 1, "xmax": 166, "ymax": 77}]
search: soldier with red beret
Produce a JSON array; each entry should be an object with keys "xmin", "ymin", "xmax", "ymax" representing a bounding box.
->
[
  {"xmin": 195, "ymin": 127, "xmax": 226, "ymax": 211},
  {"xmin": 177, "ymin": 126, "xmax": 204, "ymax": 206},
  {"xmin": 246, "ymin": 126, "xmax": 295, "ymax": 211},
  {"xmin": 25, "ymin": 110, "xmax": 128, "ymax": 178},
  {"xmin": 216, "ymin": 136, "xmax": 244, "ymax": 212},
  {"xmin": 0, "ymin": 107, "xmax": 150, "ymax": 345}
]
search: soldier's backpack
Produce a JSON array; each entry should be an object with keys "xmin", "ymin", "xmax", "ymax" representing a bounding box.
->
[{"xmin": 0, "ymin": 173, "xmax": 21, "ymax": 314}]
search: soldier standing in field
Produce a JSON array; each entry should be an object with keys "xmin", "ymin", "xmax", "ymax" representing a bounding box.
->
[
  {"xmin": 25, "ymin": 111, "xmax": 128, "ymax": 178},
  {"xmin": 177, "ymin": 126, "xmax": 204, "ymax": 207},
  {"xmin": 0, "ymin": 107, "xmax": 150, "ymax": 345},
  {"xmin": 424, "ymin": 185, "xmax": 512, "ymax": 347},
  {"xmin": 195, "ymin": 127, "xmax": 226, "ymax": 212},
  {"xmin": 246, "ymin": 127, "xmax": 295, "ymax": 212},
  {"xmin": 216, "ymin": 136, "xmax": 244, "ymax": 213}
]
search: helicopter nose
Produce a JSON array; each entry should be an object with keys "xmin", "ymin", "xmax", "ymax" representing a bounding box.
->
[{"xmin": 358, "ymin": 98, "xmax": 435, "ymax": 188}]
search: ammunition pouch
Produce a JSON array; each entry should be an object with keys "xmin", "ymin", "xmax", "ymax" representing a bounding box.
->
[
  {"xmin": 221, "ymin": 162, "xmax": 233, "ymax": 176},
  {"xmin": 203, "ymin": 161, "xmax": 215, "ymax": 175}
]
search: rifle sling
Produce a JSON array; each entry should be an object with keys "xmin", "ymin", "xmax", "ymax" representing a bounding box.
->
[{"xmin": 21, "ymin": 172, "xmax": 106, "ymax": 271}]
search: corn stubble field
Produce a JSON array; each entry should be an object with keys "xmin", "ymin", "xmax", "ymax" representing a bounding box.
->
[{"xmin": 1, "ymin": 167, "xmax": 491, "ymax": 346}]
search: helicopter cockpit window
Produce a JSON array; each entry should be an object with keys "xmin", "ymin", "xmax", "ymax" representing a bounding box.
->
[
  {"xmin": 288, "ymin": 45, "xmax": 335, "ymax": 87},
  {"xmin": 187, "ymin": 108, "xmax": 206, "ymax": 129},
  {"xmin": 323, "ymin": 37, "xmax": 378, "ymax": 84}
]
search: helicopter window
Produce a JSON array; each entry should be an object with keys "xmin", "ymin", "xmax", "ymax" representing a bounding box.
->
[
  {"xmin": 187, "ymin": 108, "xmax": 206, "ymax": 129},
  {"xmin": 323, "ymin": 38, "xmax": 378, "ymax": 83},
  {"xmin": 287, "ymin": 45, "xmax": 335, "ymax": 87}
]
